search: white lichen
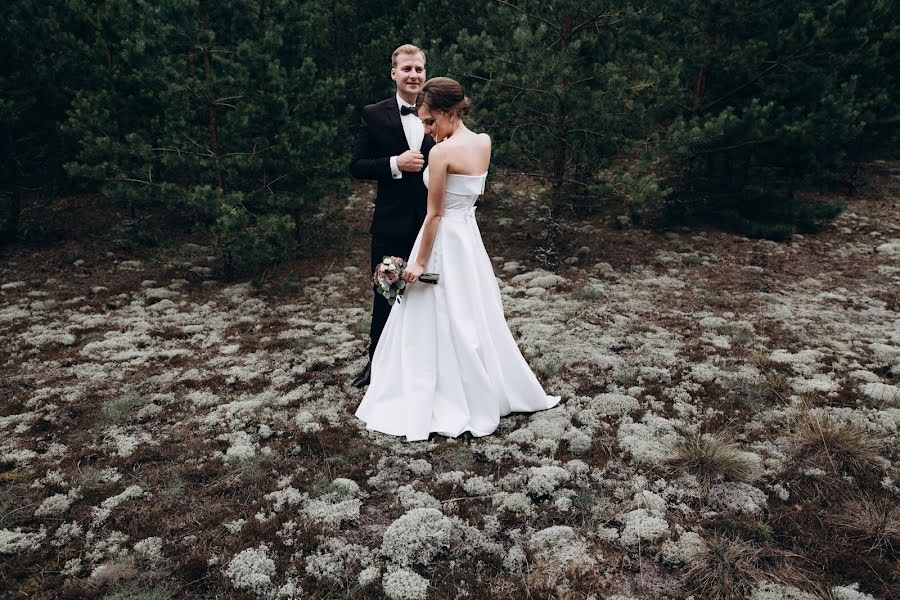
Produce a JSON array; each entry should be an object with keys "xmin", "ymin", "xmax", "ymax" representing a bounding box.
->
[
  {"xmin": 617, "ymin": 508, "xmax": 670, "ymax": 548},
  {"xmin": 223, "ymin": 545, "xmax": 277, "ymax": 595},
  {"xmin": 381, "ymin": 508, "xmax": 452, "ymax": 567},
  {"xmin": 382, "ymin": 567, "xmax": 429, "ymax": 600}
]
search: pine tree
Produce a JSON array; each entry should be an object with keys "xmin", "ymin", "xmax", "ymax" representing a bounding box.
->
[
  {"xmin": 63, "ymin": 0, "xmax": 357, "ymax": 276},
  {"xmin": 439, "ymin": 0, "xmax": 682, "ymax": 267},
  {"xmin": 0, "ymin": 0, "xmax": 87, "ymax": 241},
  {"xmin": 652, "ymin": 0, "xmax": 898, "ymax": 236}
]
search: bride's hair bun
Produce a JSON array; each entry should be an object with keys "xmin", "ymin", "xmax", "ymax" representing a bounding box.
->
[
  {"xmin": 457, "ymin": 96, "xmax": 471, "ymax": 117},
  {"xmin": 416, "ymin": 77, "xmax": 471, "ymax": 117}
]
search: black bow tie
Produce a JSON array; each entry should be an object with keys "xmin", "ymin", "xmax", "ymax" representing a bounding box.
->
[{"xmin": 400, "ymin": 105, "xmax": 417, "ymax": 116}]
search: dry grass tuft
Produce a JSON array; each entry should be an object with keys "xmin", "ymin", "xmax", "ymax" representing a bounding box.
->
[
  {"xmin": 669, "ymin": 431, "xmax": 758, "ymax": 488},
  {"xmin": 792, "ymin": 415, "xmax": 885, "ymax": 477},
  {"xmin": 684, "ymin": 536, "xmax": 766, "ymax": 600},
  {"xmin": 101, "ymin": 587, "xmax": 172, "ymax": 600},
  {"xmin": 749, "ymin": 351, "xmax": 771, "ymax": 369},
  {"xmin": 796, "ymin": 391, "xmax": 821, "ymax": 413},
  {"xmin": 524, "ymin": 557, "xmax": 607, "ymax": 598},
  {"xmin": 100, "ymin": 387, "xmax": 150, "ymax": 425},
  {"xmin": 830, "ymin": 496, "xmax": 900, "ymax": 557},
  {"xmin": 57, "ymin": 559, "xmax": 145, "ymax": 600},
  {"xmin": 725, "ymin": 376, "xmax": 769, "ymax": 411},
  {"xmin": 763, "ymin": 371, "xmax": 791, "ymax": 402},
  {"xmin": 0, "ymin": 484, "xmax": 25, "ymax": 528}
]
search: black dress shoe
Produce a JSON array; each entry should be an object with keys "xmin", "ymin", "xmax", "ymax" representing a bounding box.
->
[{"xmin": 351, "ymin": 361, "xmax": 371, "ymax": 388}]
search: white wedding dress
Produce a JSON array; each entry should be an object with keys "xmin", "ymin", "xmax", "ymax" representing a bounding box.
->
[{"xmin": 355, "ymin": 166, "xmax": 560, "ymax": 441}]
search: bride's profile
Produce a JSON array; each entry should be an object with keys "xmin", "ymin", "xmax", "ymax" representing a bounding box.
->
[{"xmin": 355, "ymin": 76, "xmax": 560, "ymax": 442}]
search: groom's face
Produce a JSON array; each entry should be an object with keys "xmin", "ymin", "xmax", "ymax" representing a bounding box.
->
[{"xmin": 391, "ymin": 52, "xmax": 426, "ymax": 100}]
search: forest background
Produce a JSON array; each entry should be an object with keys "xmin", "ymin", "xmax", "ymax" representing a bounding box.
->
[{"xmin": 2, "ymin": 0, "xmax": 897, "ymax": 272}]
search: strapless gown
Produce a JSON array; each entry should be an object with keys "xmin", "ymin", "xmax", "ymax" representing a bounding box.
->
[{"xmin": 355, "ymin": 166, "xmax": 560, "ymax": 441}]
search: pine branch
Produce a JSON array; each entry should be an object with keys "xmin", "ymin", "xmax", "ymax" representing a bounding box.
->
[
  {"xmin": 184, "ymin": 135, "xmax": 214, "ymax": 155},
  {"xmin": 152, "ymin": 147, "xmax": 210, "ymax": 157},
  {"xmin": 501, "ymin": 170, "xmax": 592, "ymax": 188},
  {"xmin": 698, "ymin": 45, "xmax": 813, "ymax": 113},
  {"xmin": 150, "ymin": 146, "xmax": 273, "ymax": 158},
  {"xmin": 566, "ymin": 128, "xmax": 608, "ymax": 137},
  {"xmin": 213, "ymin": 95, "xmax": 244, "ymax": 109},
  {"xmin": 570, "ymin": 9, "xmax": 620, "ymax": 37},
  {"xmin": 699, "ymin": 137, "xmax": 778, "ymax": 153},
  {"xmin": 460, "ymin": 72, "xmax": 554, "ymax": 97},
  {"xmin": 251, "ymin": 173, "xmax": 288, "ymax": 196},
  {"xmin": 494, "ymin": 0, "xmax": 559, "ymax": 31},
  {"xmin": 107, "ymin": 176, "xmax": 154, "ymax": 186}
]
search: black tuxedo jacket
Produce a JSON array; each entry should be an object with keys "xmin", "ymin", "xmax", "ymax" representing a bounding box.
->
[{"xmin": 350, "ymin": 97, "xmax": 435, "ymax": 240}]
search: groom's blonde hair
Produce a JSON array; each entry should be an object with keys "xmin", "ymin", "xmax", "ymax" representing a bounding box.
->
[{"xmin": 391, "ymin": 44, "xmax": 425, "ymax": 68}]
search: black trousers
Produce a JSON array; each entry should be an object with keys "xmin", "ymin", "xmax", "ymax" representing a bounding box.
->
[{"xmin": 369, "ymin": 235, "xmax": 417, "ymax": 359}]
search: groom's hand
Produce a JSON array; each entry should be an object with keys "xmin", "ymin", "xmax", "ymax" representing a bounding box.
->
[{"xmin": 397, "ymin": 150, "xmax": 424, "ymax": 173}]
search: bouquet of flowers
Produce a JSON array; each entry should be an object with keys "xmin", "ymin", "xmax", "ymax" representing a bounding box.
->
[{"xmin": 373, "ymin": 256, "xmax": 439, "ymax": 305}]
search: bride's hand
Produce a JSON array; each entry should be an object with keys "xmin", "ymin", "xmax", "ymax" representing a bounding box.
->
[{"xmin": 403, "ymin": 262, "xmax": 425, "ymax": 283}]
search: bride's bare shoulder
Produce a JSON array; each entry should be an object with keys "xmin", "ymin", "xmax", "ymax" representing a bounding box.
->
[{"xmin": 477, "ymin": 133, "xmax": 491, "ymax": 162}]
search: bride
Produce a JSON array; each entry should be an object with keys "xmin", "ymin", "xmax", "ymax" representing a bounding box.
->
[{"xmin": 355, "ymin": 77, "xmax": 560, "ymax": 442}]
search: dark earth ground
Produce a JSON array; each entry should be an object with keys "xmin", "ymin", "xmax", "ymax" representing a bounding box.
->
[{"xmin": 1, "ymin": 162, "xmax": 898, "ymax": 599}]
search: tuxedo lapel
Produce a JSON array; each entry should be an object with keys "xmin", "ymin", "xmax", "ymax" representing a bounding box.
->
[{"xmin": 382, "ymin": 101, "xmax": 410, "ymax": 152}]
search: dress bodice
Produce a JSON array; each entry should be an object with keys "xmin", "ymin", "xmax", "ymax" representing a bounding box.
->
[{"xmin": 423, "ymin": 165, "xmax": 487, "ymax": 212}]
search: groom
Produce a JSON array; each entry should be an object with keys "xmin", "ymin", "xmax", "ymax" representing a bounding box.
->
[{"xmin": 350, "ymin": 44, "xmax": 435, "ymax": 388}]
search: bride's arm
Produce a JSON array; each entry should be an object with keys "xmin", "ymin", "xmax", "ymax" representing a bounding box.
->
[{"xmin": 403, "ymin": 146, "xmax": 447, "ymax": 282}]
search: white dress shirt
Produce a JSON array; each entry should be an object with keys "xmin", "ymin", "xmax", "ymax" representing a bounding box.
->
[{"xmin": 389, "ymin": 94, "xmax": 425, "ymax": 179}]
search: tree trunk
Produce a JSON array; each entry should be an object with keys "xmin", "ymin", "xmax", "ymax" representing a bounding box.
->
[
  {"xmin": 202, "ymin": 46, "xmax": 223, "ymax": 189},
  {"xmin": 223, "ymin": 248, "xmax": 234, "ymax": 281},
  {"xmin": 692, "ymin": 34, "xmax": 714, "ymax": 113},
  {"xmin": 198, "ymin": 0, "xmax": 223, "ymax": 188},
  {"xmin": 1, "ymin": 189, "xmax": 21, "ymax": 243},
  {"xmin": 742, "ymin": 153, "xmax": 752, "ymax": 190},
  {"xmin": 544, "ymin": 11, "xmax": 573, "ymax": 271}
]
